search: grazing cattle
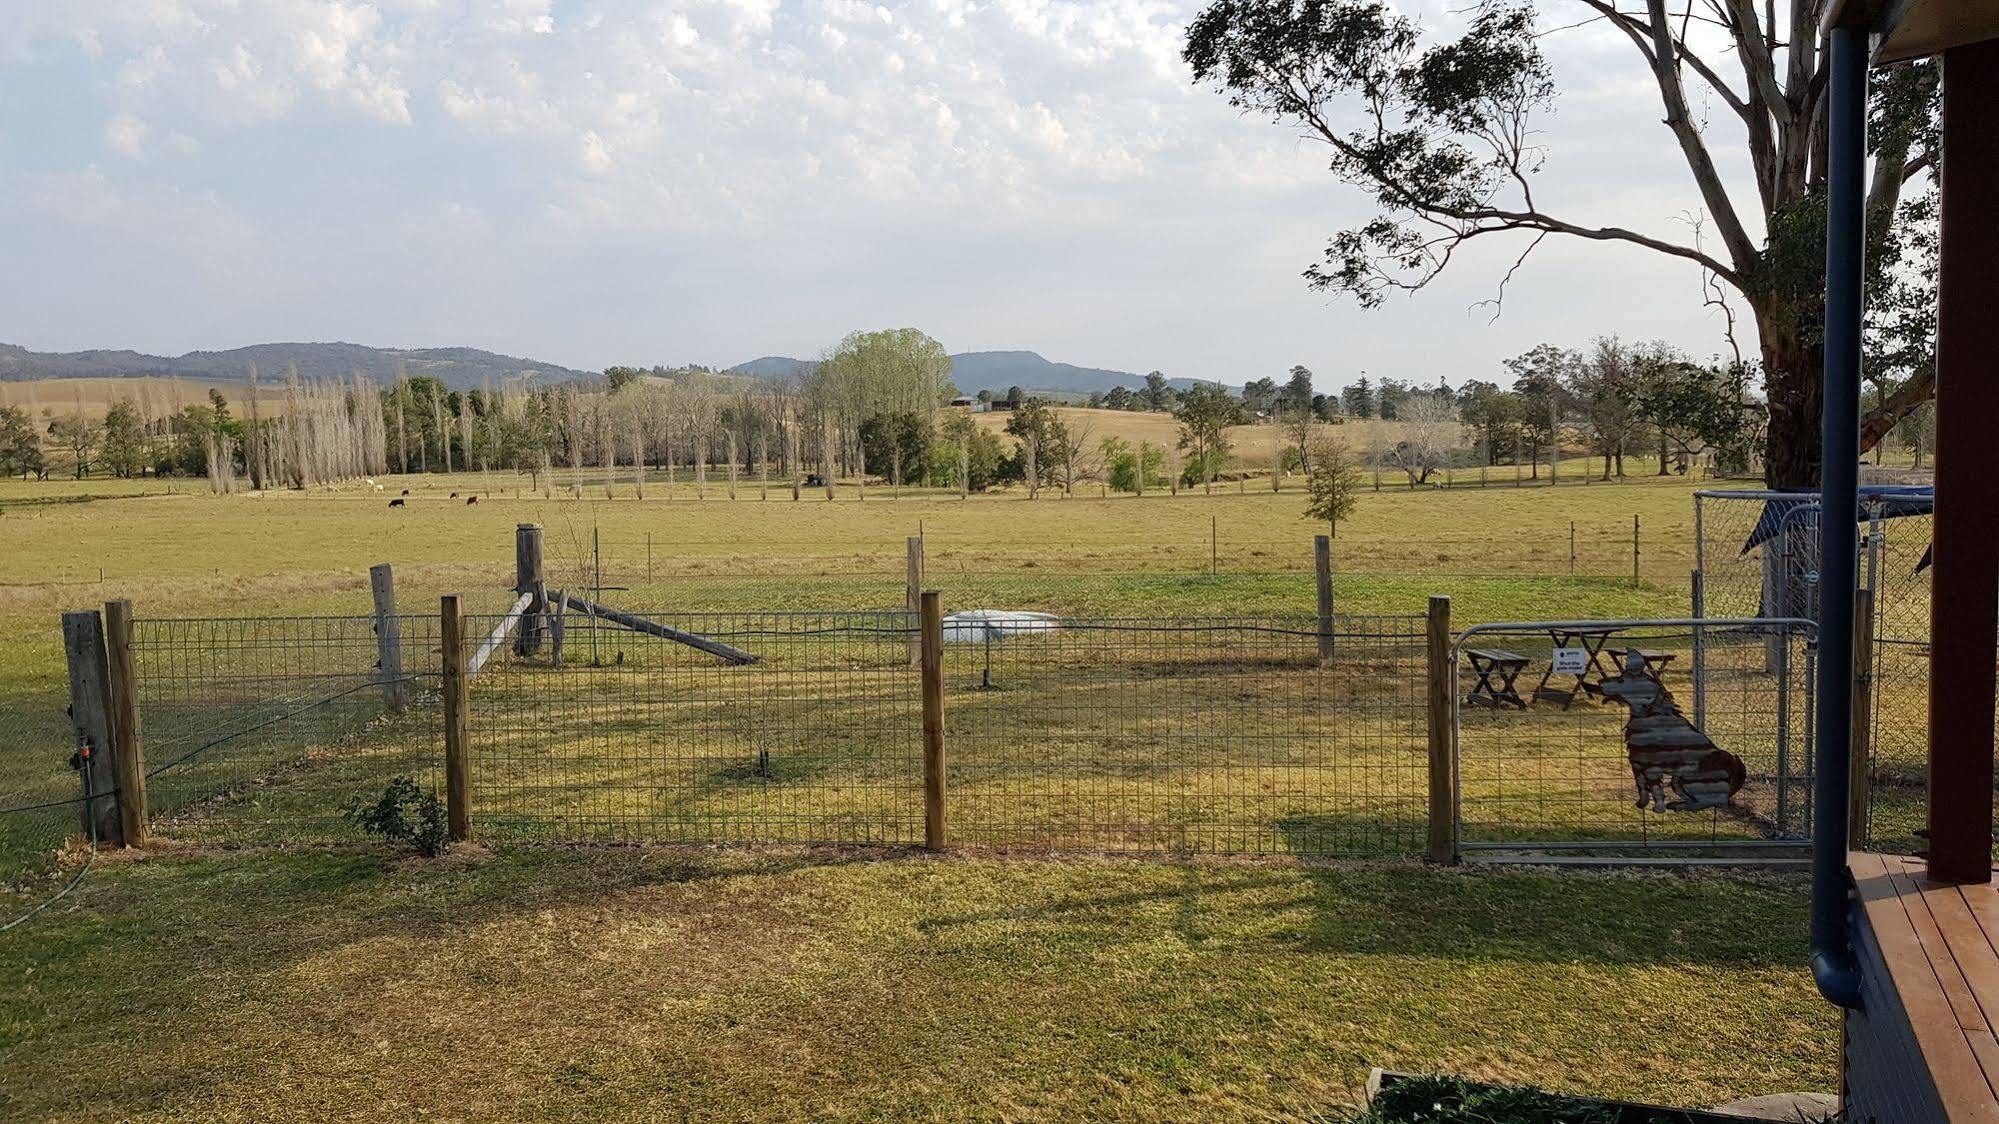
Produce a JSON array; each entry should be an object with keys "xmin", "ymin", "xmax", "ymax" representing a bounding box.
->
[
  {"xmin": 803, "ymin": 473, "xmax": 825, "ymax": 487},
  {"xmin": 1600, "ymin": 651, "xmax": 1746, "ymax": 812},
  {"xmin": 401, "ymin": 489, "xmax": 410, "ymax": 496},
  {"xmin": 466, "ymin": 495, "xmax": 478, "ymax": 505},
  {"xmin": 450, "ymin": 491, "xmax": 459, "ymax": 498},
  {"xmin": 388, "ymin": 498, "xmax": 406, "ymax": 509}
]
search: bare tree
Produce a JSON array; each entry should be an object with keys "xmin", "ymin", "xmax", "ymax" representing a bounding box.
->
[{"xmin": 1387, "ymin": 396, "xmax": 1460, "ymax": 486}]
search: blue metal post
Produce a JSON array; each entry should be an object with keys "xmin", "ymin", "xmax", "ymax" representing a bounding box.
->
[{"xmin": 1809, "ymin": 19, "xmax": 1867, "ymax": 1011}]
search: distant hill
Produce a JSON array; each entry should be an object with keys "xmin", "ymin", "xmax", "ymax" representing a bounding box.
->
[
  {"xmin": 726, "ymin": 349, "xmax": 1207, "ymax": 400},
  {"xmin": 0, "ymin": 341, "xmax": 591, "ymax": 391},
  {"xmin": 728, "ymin": 356, "xmax": 818, "ymax": 380}
]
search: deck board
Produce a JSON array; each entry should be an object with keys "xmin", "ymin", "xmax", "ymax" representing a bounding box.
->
[{"xmin": 1851, "ymin": 852, "xmax": 1999, "ymax": 1120}]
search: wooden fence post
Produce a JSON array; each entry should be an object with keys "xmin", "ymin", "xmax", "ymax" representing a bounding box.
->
[
  {"xmin": 907, "ymin": 535, "xmax": 925, "ymax": 668},
  {"xmin": 1849, "ymin": 588, "xmax": 1876, "ymax": 846},
  {"xmin": 1425, "ymin": 595, "xmax": 1457, "ymax": 864},
  {"xmin": 102, "ymin": 599, "xmax": 149, "ymax": 847},
  {"xmin": 1315, "ymin": 535, "xmax": 1335, "ymax": 667},
  {"xmin": 514, "ymin": 523, "xmax": 545, "ymax": 656},
  {"xmin": 920, "ymin": 590, "xmax": 946, "ymax": 851},
  {"xmin": 441, "ymin": 594, "xmax": 471, "ymax": 843},
  {"xmin": 370, "ymin": 563, "xmax": 405, "ymax": 713},
  {"xmin": 1632, "ymin": 514, "xmax": 1641, "ymax": 588},
  {"xmin": 61, "ymin": 609, "xmax": 122, "ymax": 846}
]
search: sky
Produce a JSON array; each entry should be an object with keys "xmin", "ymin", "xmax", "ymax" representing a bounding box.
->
[{"xmin": 0, "ymin": 0, "xmax": 1764, "ymax": 390}]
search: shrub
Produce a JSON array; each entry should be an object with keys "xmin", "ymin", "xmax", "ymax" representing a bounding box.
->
[{"xmin": 343, "ymin": 775, "xmax": 448, "ymax": 856}]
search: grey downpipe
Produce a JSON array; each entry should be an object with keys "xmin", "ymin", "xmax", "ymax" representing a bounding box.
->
[{"xmin": 1810, "ymin": 19, "xmax": 1866, "ymax": 1012}]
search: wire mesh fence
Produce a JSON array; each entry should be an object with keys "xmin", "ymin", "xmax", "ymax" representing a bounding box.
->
[
  {"xmin": 130, "ymin": 615, "xmax": 443, "ymax": 843},
  {"xmin": 0, "ymin": 629, "xmax": 92, "ymax": 886},
  {"xmin": 1863, "ymin": 506, "xmax": 1933, "ymax": 854},
  {"xmin": 466, "ymin": 610, "xmax": 924, "ymax": 845},
  {"xmin": 1455, "ymin": 619, "xmax": 1816, "ymax": 853},
  {"xmin": 947, "ymin": 615, "xmax": 1429, "ymax": 854}
]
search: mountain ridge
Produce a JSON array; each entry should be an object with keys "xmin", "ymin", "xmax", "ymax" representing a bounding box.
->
[
  {"xmin": 0, "ymin": 341, "xmax": 591, "ymax": 391},
  {"xmin": 1, "ymin": 341, "xmax": 1216, "ymax": 399}
]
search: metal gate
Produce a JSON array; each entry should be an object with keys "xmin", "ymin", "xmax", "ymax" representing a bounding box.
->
[
  {"xmin": 1453, "ymin": 617, "xmax": 1816, "ymax": 855},
  {"xmin": 1693, "ymin": 488, "xmax": 1935, "ymax": 852}
]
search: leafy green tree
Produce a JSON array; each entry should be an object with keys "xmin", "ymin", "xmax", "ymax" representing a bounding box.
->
[
  {"xmin": 1139, "ymin": 372, "xmax": 1173, "ymax": 412},
  {"xmin": 1454, "ymin": 381, "xmax": 1520, "ymax": 466},
  {"xmin": 1184, "ymin": 0, "xmax": 1940, "ymax": 486},
  {"xmin": 1375, "ymin": 378, "xmax": 1410, "ymax": 421},
  {"xmin": 48, "ymin": 408, "xmax": 101, "ymax": 479},
  {"xmin": 1103, "ymin": 385, "xmax": 1135, "ymax": 411},
  {"xmin": 1173, "ymin": 382, "xmax": 1245, "ymax": 494},
  {"xmin": 1240, "ymin": 377, "xmax": 1278, "ymax": 416},
  {"xmin": 1004, "ymin": 398, "xmax": 1068, "ymax": 497},
  {"xmin": 1340, "ymin": 377, "xmax": 1375, "ymax": 419},
  {"xmin": 604, "ymin": 366, "xmax": 646, "ymax": 392},
  {"xmin": 1303, "ymin": 432, "xmax": 1362, "ymax": 537},
  {"xmin": 933, "ymin": 412, "xmax": 1006, "ymax": 491},
  {"xmin": 1279, "ymin": 366, "xmax": 1314, "ymax": 417},
  {"xmin": 1565, "ymin": 338, "xmax": 1650, "ymax": 479},
  {"xmin": 858, "ymin": 411, "xmax": 933, "ymax": 486},
  {"xmin": 1637, "ymin": 358, "xmax": 1764, "ymax": 475},
  {"xmin": 0, "ymin": 406, "xmax": 44, "ymax": 479},
  {"xmin": 101, "ymin": 399, "xmax": 149, "ymax": 478}
]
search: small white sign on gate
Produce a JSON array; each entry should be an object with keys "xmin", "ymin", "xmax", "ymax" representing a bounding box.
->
[{"xmin": 1551, "ymin": 646, "xmax": 1590, "ymax": 676}]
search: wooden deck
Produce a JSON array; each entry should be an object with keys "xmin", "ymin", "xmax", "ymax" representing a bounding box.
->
[{"xmin": 1848, "ymin": 852, "xmax": 1999, "ymax": 1121}]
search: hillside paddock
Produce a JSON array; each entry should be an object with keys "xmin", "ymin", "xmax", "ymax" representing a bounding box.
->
[{"xmin": 0, "ymin": 470, "xmax": 1837, "ymax": 1120}]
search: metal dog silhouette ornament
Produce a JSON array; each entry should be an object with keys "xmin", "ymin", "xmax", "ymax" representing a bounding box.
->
[{"xmin": 1599, "ymin": 650, "xmax": 1746, "ymax": 812}]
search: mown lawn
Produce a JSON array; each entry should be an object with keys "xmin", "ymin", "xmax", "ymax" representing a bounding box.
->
[{"xmin": 2, "ymin": 847, "xmax": 1832, "ymax": 1122}]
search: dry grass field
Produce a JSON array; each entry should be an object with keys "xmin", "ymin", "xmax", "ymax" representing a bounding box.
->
[
  {"xmin": 0, "ymin": 376, "xmax": 262, "ymax": 420},
  {"xmin": 0, "ymin": 468, "xmax": 1842, "ymax": 1120}
]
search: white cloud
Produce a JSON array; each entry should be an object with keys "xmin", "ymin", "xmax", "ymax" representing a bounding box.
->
[
  {"xmin": 104, "ymin": 112, "xmax": 147, "ymax": 157},
  {"xmin": 579, "ymin": 129, "xmax": 613, "ymax": 174}
]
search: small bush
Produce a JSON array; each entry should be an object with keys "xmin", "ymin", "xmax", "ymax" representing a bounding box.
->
[{"xmin": 343, "ymin": 775, "xmax": 448, "ymax": 856}]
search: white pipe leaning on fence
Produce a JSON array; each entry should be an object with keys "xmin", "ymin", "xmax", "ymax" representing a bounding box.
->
[{"xmin": 468, "ymin": 591, "xmax": 536, "ymax": 679}]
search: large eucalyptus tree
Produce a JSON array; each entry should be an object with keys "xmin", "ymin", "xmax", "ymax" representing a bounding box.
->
[{"xmin": 1185, "ymin": 0, "xmax": 1939, "ymax": 486}]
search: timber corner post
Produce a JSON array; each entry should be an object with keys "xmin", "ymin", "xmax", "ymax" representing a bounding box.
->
[
  {"xmin": 61, "ymin": 608, "xmax": 124, "ymax": 846},
  {"xmin": 920, "ymin": 590, "xmax": 946, "ymax": 851},
  {"xmin": 1425, "ymin": 594, "xmax": 1458, "ymax": 864},
  {"xmin": 370, "ymin": 563, "xmax": 405, "ymax": 713},
  {"xmin": 441, "ymin": 594, "xmax": 472, "ymax": 843},
  {"xmin": 102, "ymin": 599, "xmax": 149, "ymax": 847},
  {"xmin": 514, "ymin": 523, "xmax": 546, "ymax": 657}
]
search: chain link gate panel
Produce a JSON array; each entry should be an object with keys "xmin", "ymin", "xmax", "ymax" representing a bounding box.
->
[{"xmin": 1694, "ymin": 487, "xmax": 1939, "ymax": 854}]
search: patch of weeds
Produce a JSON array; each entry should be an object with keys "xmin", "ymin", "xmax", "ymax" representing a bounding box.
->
[{"xmin": 342, "ymin": 775, "xmax": 448, "ymax": 856}]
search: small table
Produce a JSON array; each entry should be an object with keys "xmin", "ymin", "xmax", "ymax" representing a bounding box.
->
[
  {"xmin": 1605, "ymin": 647, "xmax": 1676, "ymax": 684},
  {"xmin": 1533, "ymin": 628, "xmax": 1618, "ymax": 709},
  {"xmin": 1465, "ymin": 648, "xmax": 1531, "ymax": 710}
]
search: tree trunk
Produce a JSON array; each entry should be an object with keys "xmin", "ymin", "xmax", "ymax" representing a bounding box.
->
[{"xmin": 1755, "ymin": 292, "xmax": 1824, "ymax": 489}]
